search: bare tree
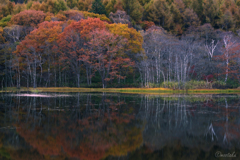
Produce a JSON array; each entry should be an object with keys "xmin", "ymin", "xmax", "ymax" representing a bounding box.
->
[
  {"xmin": 222, "ymin": 35, "xmax": 236, "ymax": 83},
  {"xmin": 205, "ymin": 39, "xmax": 218, "ymax": 61}
]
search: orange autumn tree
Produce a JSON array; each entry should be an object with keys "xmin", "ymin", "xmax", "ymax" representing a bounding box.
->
[
  {"xmin": 57, "ymin": 18, "xmax": 106, "ymax": 87},
  {"xmin": 106, "ymin": 23, "xmax": 143, "ymax": 55},
  {"xmin": 11, "ymin": 10, "xmax": 46, "ymax": 27},
  {"xmin": 58, "ymin": 17, "xmax": 136, "ymax": 88},
  {"xmin": 12, "ymin": 17, "xmax": 143, "ymax": 88},
  {"xmin": 36, "ymin": 21, "xmax": 64, "ymax": 87},
  {"xmin": 14, "ymin": 21, "xmax": 63, "ymax": 88},
  {"xmin": 63, "ymin": 10, "xmax": 84, "ymax": 21},
  {"xmin": 87, "ymin": 29, "xmax": 133, "ymax": 88},
  {"xmin": 106, "ymin": 23, "xmax": 143, "ymax": 82}
]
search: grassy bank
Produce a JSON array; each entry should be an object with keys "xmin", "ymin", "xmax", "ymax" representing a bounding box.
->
[{"xmin": 2, "ymin": 87, "xmax": 240, "ymax": 94}]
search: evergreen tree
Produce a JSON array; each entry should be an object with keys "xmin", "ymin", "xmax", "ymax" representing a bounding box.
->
[
  {"xmin": 90, "ymin": 0, "xmax": 106, "ymax": 15},
  {"xmin": 202, "ymin": 0, "xmax": 220, "ymax": 25},
  {"xmin": 105, "ymin": 0, "xmax": 117, "ymax": 15},
  {"xmin": 192, "ymin": 0, "xmax": 203, "ymax": 22},
  {"xmin": 67, "ymin": 0, "xmax": 78, "ymax": 9},
  {"xmin": 122, "ymin": 0, "xmax": 143, "ymax": 22},
  {"xmin": 145, "ymin": 0, "xmax": 173, "ymax": 29}
]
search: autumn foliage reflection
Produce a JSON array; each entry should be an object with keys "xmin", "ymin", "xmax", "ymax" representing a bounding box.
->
[
  {"xmin": 15, "ymin": 97, "xmax": 143, "ymax": 160},
  {"xmin": 2, "ymin": 94, "xmax": 240, "ymax": 159}
]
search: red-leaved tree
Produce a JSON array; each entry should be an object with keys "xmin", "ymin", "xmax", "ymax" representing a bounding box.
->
[
  {"xmin": 57, "ymin": 18, "xmax": 106, "ymax": 87},
  {"xmin": 87, "ymin": 29, "xmax": 134, "ymax": 88},
  {"xmin": 14, "ymin": 21, "xmax": 63, "ymax": 88}
]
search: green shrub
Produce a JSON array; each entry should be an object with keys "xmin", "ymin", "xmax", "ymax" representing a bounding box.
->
[
  {"xmin": 161, "ymin": 80, "xmax": 215, "ymax": 89},
  {"xmin": 226, "ymin": 79, "xmax": 240, "ymax": 88},
  {"xmin": 147, "ymin": 83, "xmax": 159, "ymax": 88},
  {"xmin": 0, "ymin": 15, "xmax": 12, "ymax": 23},
  {"xmin": 81, "ymin": 11, "xmax": 111, "ymax": 23},
  {"xmin": 185, "ymin": 80, "xmax": 209, "ymax": 89},
  {"xmin": 160, "ymin": 81, "xmax": 183, "ymax": 89},
  {"xmin": 0, "ymin": 15, "xmax": 12, "ymax": 27},
  {"xmin": 0, "ymin": 22, "xmax": 8, "ymax": 27},
  {"xmin": 212, "ymin": 81, "xmax": 226, "ymax": 89},
  {"xmin": 26, "ymin": 1, "xmax": 33, "ymax": 9}
]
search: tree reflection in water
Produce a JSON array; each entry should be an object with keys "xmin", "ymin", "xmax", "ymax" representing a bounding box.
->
[{"xmin": 0, "ymin": 93, "xmax": 240, "ymax": 160}]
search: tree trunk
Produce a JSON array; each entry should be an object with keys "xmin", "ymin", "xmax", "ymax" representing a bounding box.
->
[
  {"xmin": 59, "ymin": 63, "xmax": 61, "ymax": 87},
  {"xmin": 54, "ymin": 67, "xmax": 56, "ymax": 87},
  {"xmin": 33, "ymin": 57, "xmax": 37, "ymax": 88},
  {"xmin": 225, "ymin": 58, "xmax": 229, "ymax": 83},
  {"xmin": 86, "ymin": 67, "xmax": 89, "ymax": 86},
  {"xmin": 77, "ymin": 73, "xmax": 80, "ymax": 88},
  {"xmin": 4, "ymin": 51, "xmax": 7, "ymax": 88},
  {"xmin": 17, "ymin": 63, "xmax": 20, "ymax": 89},
  {"xmin": 156, "ymin": 58, "xmax": 158, "ymax": 84},
  {"xmin": 1, "ymin": 78, "xmax": 4, "ymax": 91}
]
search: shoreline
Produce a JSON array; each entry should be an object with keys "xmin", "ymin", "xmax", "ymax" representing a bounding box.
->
[{"xmin": 1, "ymin": 87, "xmax": 240, "ymax": 94}]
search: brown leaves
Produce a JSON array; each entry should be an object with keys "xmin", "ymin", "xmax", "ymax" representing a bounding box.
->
[
  {"xmin": 11, "ymin": 10, "xmax": 46, "ymax": 27},
  {"xmin": 87, "ymin": 29, "xmax": 130, "ymax": 81}
]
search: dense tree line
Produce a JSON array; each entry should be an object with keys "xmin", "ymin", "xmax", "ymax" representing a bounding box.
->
[
  {"xmin": 2, "ymin": 0, "xmax": 240, "ymax": 33},
  {"xmin": 0, "ymin": 0, "xmax": 240, "ymax": 88}
]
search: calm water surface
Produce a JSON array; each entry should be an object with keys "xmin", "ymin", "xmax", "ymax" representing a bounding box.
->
[{"xmin": 0, "ymin": 93, "xmax": 240, "ymax": 160}]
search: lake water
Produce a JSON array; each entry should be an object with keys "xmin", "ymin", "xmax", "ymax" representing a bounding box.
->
[{"xmin": 0, "ymin": 93, "xmax": 240, "ymax": 160}]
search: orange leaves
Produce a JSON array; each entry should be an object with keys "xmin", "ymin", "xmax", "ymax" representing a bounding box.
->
[
  {"xmin": 63, "ymin": 10, "xmax": 84, "ymax": 21},
  {"xmin": 0, "ymin": 27, "xmax": 4, "ymax": 44},
  {"xmin": 55, "ymin": 13, "xmax": 67, "ymax": 21},
  {"xmin": 57, "ymin": 18, "xmax": 137, "ymax": 87},
  {"xmin": 11, "ymin": 10, "xmax": 46, "ymax": 27},
  {"xmin": 57, "ymin": 18, "xmax": 140, "ymax": 87},
  {"xmin": 16, "ymin": 126, "xmax": 62, "ymax": 156},
  {"xmin": 106, "ymin": 23, "xmax": 143, "ymax": 54},
  {"xmin": 16, "ymin": 21, "xmax": 63, "ymax": 54},
  {"xmin": 85, "ymin": 28, "xmax": 135, "ymax": 86},
  {"xmin": 57, "ymin": 18, "xmax": 107, "ymax": 67},
  {"xmin": 13, "ymin": 17, "xmax": 142, "ymax": 87},
  {"xmin": 80, "ymin": 19, "xmax": 106, "ymax": 34},
  {"xmin": 13, "ymin": 96, "xmax": 142, "ymax": 160},
  {"xmin": 138, "ymin": 20, "xmax": 155, "ymax": 30},
  {"xmin": 64, "ymin": 17, "xmax": 106, "ymax": 39},
  {"xmin": 37, "ymin": 21, "xmax": 63, "ymax": 43},
  {"xmin": 58, "ymin": 18, "xmax": 106, "ymax": 55},
  {"xmin": 14, "ymin": 21, "xmax": 63, "ymax": 74}
]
